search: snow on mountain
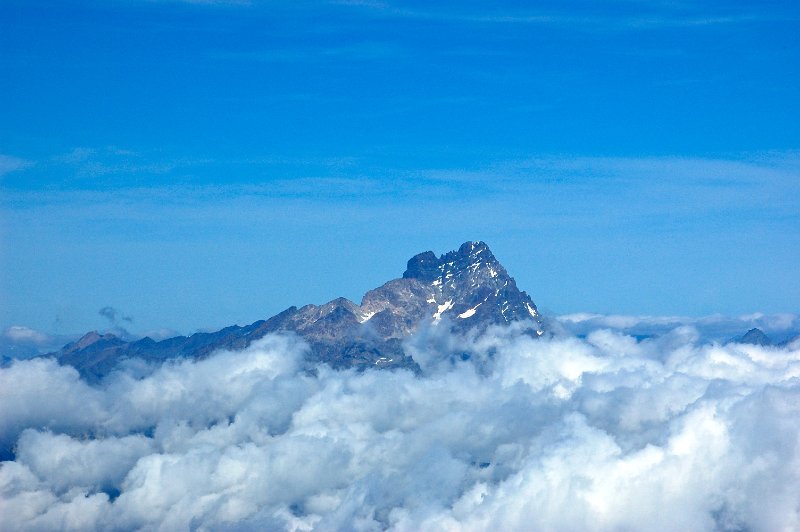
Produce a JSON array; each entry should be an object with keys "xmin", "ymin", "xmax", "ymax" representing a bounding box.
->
[{"xmin": 53, "ymin": 241, "xmax": 544, "ymax": 380}]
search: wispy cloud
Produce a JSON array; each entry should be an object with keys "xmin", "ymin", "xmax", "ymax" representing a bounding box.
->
[
  {"xmin": 0, "ymin": 155, "xmax": 32, "ymax": 177},
  {"xmin": 412, "ymin": 152, "xmax": 800, "ymax": 213},
  {"xmin": 98, "ymin": 306, "xmax": 135, "ymax": 338},
  {"xmin": 54, "ymin": 147, "xmax": 137, "ymax": 165},
  {"xmin": 213, "ymin": 41, "xmax": 406, "ymax": 63},
  {"xmin": 129, "ymin": 0, "xmax": 790, "ymax": 31},
  {"xmin": 6, "ymin": 150, "xmax": 799, "ymax": 217},
  {"xmin": 332, "ymin": 0, "xmax": 791, "ymax": 31},
  {"xmin": 41, "ymin": 146, "xmax": 208, "ymax": 185}
]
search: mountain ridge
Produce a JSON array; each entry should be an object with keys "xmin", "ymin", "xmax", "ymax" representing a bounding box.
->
[{"xmin": 53, "ymin": 241, "xmax": 544, "ymax": 381}]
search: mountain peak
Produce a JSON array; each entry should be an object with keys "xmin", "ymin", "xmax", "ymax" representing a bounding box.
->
[
  {"xmin": 403, "ymin": 250, "xmax": 441, "ymax": 282},
  {"xmin": 61, "ymin": 330, "xmax": 122, "ymax": 357},
  {"xmin": 733, "ymin": 328, "xmax": 773, "ymax": 346},
  {"xmin": 458, "ymin": 240, "xmax": 491, "ymax": 256},
  {"xmin": 401, "ymin": 241, "xmax": 539, "ymax": 330},
  {"xmin": 74, "ymin": 331, "xmax": 118, "ymax": 348},
  {"xmin": 403, "ymin": 241, "xmax": 501, "ymax": 282},
  {"xmin": 55, "ymin": 241, "xmax": 543, "ymax": 379}
]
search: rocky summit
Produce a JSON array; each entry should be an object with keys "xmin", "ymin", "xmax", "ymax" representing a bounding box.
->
[{"xmin": 55, "ymin": 241, "xmax": 543, "ymax": 381}]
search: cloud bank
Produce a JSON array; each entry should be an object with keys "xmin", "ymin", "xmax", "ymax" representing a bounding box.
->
[
  {"xmin": 556, "ymin": 312, "xmax": 800, "ymax": 343},
  {"xmin": 2, "ymin": 326, "xmax": 800, "ymax": 531},
  {"xmin": 1, "ymin": 327, "xmax": 78, "ymax": 361}
]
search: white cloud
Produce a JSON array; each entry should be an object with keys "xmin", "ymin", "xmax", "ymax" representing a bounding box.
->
[
  {"xmin": 15, "ymin": 430, "xmax": 155, "ymax": 495},
  {"xmin": 2, "ymin": 326, "xmax": 800, "ymax": 530},
  {"xmin": 0, "ymin": 359, "xmax": 105, "ymax": 451},
  {"xmin": 0, "ymin": 154, "xmax": 31, "ymax": 177},
  {"xmin": 3, "ymin": 326, "xmax": 51, "ymax": 345},
  {"xmin": 556, "ymin": 312, "xmax": 800, "ymax": 342}
]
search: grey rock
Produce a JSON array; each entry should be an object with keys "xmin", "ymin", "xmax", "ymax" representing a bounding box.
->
[{"xmin": 52, "ymin": 241, "xmax": 544, "ymax": 381}]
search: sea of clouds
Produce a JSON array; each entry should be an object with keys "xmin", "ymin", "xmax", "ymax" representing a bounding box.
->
[
  {"xmin": 2, "ymin": 324, "xmax": 800, "ymax": 531},
  {"xmin": 554, "ymin": 312, "xmax": 800, "ymax": 344}
]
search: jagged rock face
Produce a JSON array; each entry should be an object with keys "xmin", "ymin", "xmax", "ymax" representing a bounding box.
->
[
  {"xmin": 270, "ymin": 241, "xmax": 542, "ymax": 344},
  {"xmin": 54, "ymin": 241, "xmax": 544, "ymax": 380},
  {"xmin": 360, "ymin": 279, "xmax": 436, "ymax": 338},
  {"xmin": 403, "ymin": 241, "xmax": 541, "ymax": 331}
]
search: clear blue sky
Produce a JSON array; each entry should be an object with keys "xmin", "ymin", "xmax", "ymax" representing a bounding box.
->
[{"xmin": 1, "ymin": 0, "xmax": 799, "ymax": 336}]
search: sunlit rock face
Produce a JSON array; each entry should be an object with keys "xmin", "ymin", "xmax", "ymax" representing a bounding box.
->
[{"xmin": 54, "ymin": 241, "xmax": 543, "ymax": 379}]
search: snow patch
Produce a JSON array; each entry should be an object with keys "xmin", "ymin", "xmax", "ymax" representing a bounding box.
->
[
  {"xmin": 459, "ymin": 303, "xmax": 482, "ymax": 319},
  {"xmin": 433, "ymin": 300, "xmax": 454, "ymax": 321},
  {"xmin": 358, "ymin": 311, "xmax": 377, "ymax": 323},
  {"xmin": 526, "ymin": 303, "xmax": 539, "ymax": 318}
]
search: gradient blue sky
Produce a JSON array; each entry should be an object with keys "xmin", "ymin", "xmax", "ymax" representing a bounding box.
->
[{"xmin": 1, "ymin": 0, "xmax": 799, "ymax": 336}]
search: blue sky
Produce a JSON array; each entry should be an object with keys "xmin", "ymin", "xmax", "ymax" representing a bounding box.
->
[{"xmin": 1, "ymin": 0, "xmax": 799, "ymax": 337}]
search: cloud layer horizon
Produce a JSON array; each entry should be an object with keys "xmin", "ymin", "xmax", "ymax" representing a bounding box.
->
[{"xmin": 2, "ymin": 324, "xmax": 800, "ymax": 530}]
